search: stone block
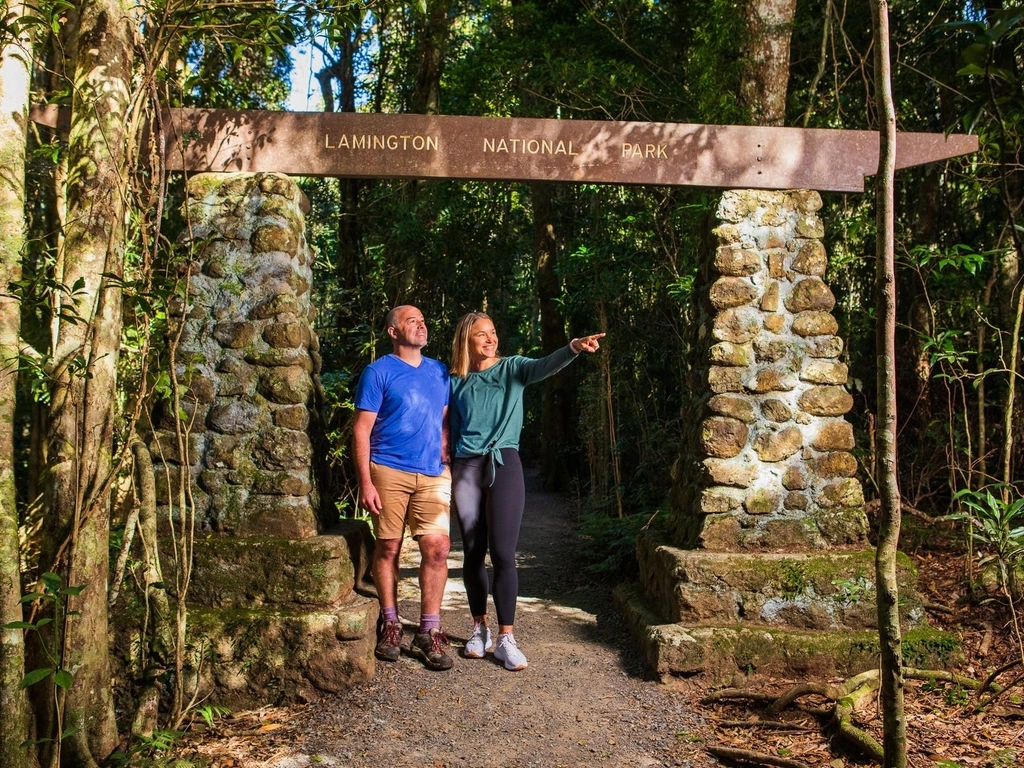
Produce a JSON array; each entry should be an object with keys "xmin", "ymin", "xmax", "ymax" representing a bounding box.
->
[
  {"xmin": 763, "ymin": 315, "xmax": 785, "ymax": 333},
  {"xmin": 274, "ymin": 404, "xmax": 311, "ymax": 430},
  {"xmin": 702, "ymin": 458, "xmax": 758, "ymax": 488},
  {"xmin": 782, "ymin": 464, "xmax": 808, "ymax": 490},
  {"xmin": 635, "ymin": 539, "xmax": 927, "ymax": 632},
  {"xmin": 712, "ymin": 223, "xmax": 743, "ymax": 243},
  {"xmin": 759, "ymin": 518, "xmax": 828, "ymax": 550},
  {"xmin": 714, "ymin": 245, "xmax": 761, "ymax": 276},
  {"xmin": 709, "ymin": 277, "xmax": 759, "ymax": 309},
  {"xmin": 760, "ymin": 281, "xmax": 780, "ymax": 312},
  {"xmin": 813, "ymin": 502, "xmax": 870, "ymax": 547},
  {"xmin": 754, "ymin": 338, "xmax": 790, "ymax": 363},
  {"xmin": 149, "ymin": 431, "xmax": 205, "ymax": 465},
  {"xmin": 710, "ymin": 342, "xmax": 753, "ymax": 367},
  {"xmin": 708, "ymin": 366, "xmax": 745, "ymax": 393},
  {"xmin": 254, "ymin": 427, "xmax": 312, "ymax": 470},
  {"xmin": 252, "ymin": 224, "xmax": 299, "ymax": 256},
  {"xmin": 761, "ymin": 398, "xmax": 793, "ymax": 423},
  {"xmin": 208, "ymin": 400, "xmax": 264, "ymax": 434},
  {"xmin": 263, "ymin": 322, "xmax": 309, "ymax": 349},
  {"xmin": 258, "ymin": 365, "xmax": 314, "ymax": 404},
  {"xmin": 183, "ymin": 374, "xmax": 217, "ymax": 404},
  {"xmin": 796, "ymin": 214, "xmax": 825, "ymax": 238},
  {"xmin": 701, "ymin": 416, "xmax": 749, "ymax": 458},
  {"xmin": 245, "ymin": 347, "xmax": 314, "ymax": 370},
  {"xmin": 165, "ymin": 526, "xmax": 371, "ymax": 608},
  {"xmin": 785, "ymin": 278, "xmax": 836, "ymax": 313},
  {"xmin": 752, "ymin": 426, "xmax": 803, "ymax": 462},
  {"xmin": 699, "ymin": 487, "xmax": 745, "ymax": 514},
  {"xmin": 746, "ymin": 368, "xmax": 797, "ymax": 393},
  {"xmin": 812, "ymin": 421, "xmax": 855, "ymax": 451},
  {"xmin": 819, "ymin": 478, "xmax": 866, "ymax": 509},
  {"xmin": 708, "ymin": 394, "xmax": 756, "ymax": 423},
  {"xmin": 813, "ymin": 451, "xmax": 858, "ymax": 478},
  {"xmin": 205, "ymin": 433, "xmax": 249, "ymax": 470},
  {"xmin": 239, "ymin": 494, "xmax": 319, "ymax": 538},
  {"xmin": 696, "ymin": 514, "xmax": 743, "ymax": 549},
  {"xmin": 792, "ymin": 240, "xmax": 828, "ymax": 275},
  {"xmin": 792, "ymin": 311, "xmax": 839, "ymax": 337},
  {"xmin": 784, "ymin": 491, "xmax": 809, "ymax": 510},
  {"xmin": 212, "ymin": 321, "xmax": 259, "ymax": 349},
  {"xmin": 187, "ymin": 595, "xmax": 377, "ymax": 709},
  {"xmin": 807, "ymin": 335, "xmax": 844, "ymax": 358},
  {"xmin": 251, "ymin": 468, "xmax": 313, "ymax": 496},
  {"xmin": 798, "ymin": 386, "xmax": 854, "ymax": 416},
  {"xmin": 251, "ymin": 294, "xmax": 302, "ymax": 320},
  {"xmin": 801, "ymin": 360, "xmax": 849, "ymax": 385},
  {"xmin": 713, "ymin": 307, "xmax": 762, "ymax": 343},
  {"xmin": 744, "ymin": 488, "xmax": 780, "ymax": 515},
  {"xmin": 153, "ymin": 462, "xmax": 200, "ymax": 503}
]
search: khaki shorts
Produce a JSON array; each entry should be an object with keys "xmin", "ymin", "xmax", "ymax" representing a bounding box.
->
[{"xmin": 369, "ymin": 462, "xmax": 451, "ymax": 540}]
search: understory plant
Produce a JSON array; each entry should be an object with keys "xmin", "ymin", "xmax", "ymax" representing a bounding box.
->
[{"xmin": 949, "ymin": 484, "xmax": 1024, "ymax": 601}]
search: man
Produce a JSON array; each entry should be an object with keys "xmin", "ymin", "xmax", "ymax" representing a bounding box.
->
[{"xmin": 352, "ymin": 305, "xmax": 454, "ymax": 671}]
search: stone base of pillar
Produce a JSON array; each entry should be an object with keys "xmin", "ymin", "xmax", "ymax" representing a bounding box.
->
[
  {"xmin": 153, "ymin": 519, "xmax": 378, "ymax": 707},
  {"xmin": 617, "ymin": 533, "xmax": 961, "ymax": 683},
  {"xmin": 186, "ymin": 595, "xmax": 378, "ymax": 708}
]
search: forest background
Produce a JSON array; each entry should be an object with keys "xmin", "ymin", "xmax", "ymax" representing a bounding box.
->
[{"xmin": 1, "ymin": 1, "xmax": 1023, "ymax": 767}]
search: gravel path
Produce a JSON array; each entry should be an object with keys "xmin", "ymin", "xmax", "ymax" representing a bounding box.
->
[{"xmin": 281, "ymin": 470, "xmax": 718, "ymax": 768}]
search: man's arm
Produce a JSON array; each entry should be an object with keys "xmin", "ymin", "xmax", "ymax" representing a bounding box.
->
[
  {"xmin": 352, "ymin": 408, "xmax": 382, "ymax": 514},
  {"xmin": 441, "ymin": 405, "xmax": 450, "ymax": 465}
]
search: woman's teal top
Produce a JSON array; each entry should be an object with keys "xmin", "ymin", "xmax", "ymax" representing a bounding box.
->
[{"xmin": 449, "ymin": 345, "xmax": 578, "ymax": 465}]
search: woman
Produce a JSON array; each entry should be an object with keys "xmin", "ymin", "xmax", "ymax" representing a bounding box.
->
[{"xmin": 448, "ymin": 312, "xmax": 604, "ymax": 670}]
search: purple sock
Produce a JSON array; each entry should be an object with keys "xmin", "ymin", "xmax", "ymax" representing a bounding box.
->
[
  {"xmin": 382, "ymin": 606, "xmax": 399, "ymax": 623},
  {"xmin": 419, "ymin": 614, "xmax": 440, "ymax": 633}
]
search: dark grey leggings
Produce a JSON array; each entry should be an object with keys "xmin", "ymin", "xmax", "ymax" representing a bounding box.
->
[{"xmin": 452, "ymin": 448, "xmax": 526, "ymax": 626}]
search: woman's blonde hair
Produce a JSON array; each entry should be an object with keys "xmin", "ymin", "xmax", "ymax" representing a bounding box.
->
[{"xmin": 450, "ymin": 312, "xmax": 494, "ymax": 377}]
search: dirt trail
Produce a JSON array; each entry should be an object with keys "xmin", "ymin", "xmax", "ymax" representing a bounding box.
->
[{"xmin": 275, "ymin": 470, "xmax": 718, "ymax": 768}]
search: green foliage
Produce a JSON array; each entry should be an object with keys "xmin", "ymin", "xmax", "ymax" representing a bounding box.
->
[
  {"xmin": 576, "ymin": 508, "xmax": 668, "ymax": 578},
  {"xmin": 2, "ymin": 573, "xmax": 84, "ymax": 749},
  {"xmin": 947, "ymin": 485, "xmax": 1024, "ymax": 597},
  {"xmin": 107, "ymin": 729, "xmax": 200, "ymax": 768}
]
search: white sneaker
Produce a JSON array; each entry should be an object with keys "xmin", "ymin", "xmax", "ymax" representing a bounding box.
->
[
  {"xmin": 463, "ymin": 622, "xmax": 492, "ymax": 658},
  {"xmin": 493, "ymin": 633, "xmax": 528, "ymax": 670}
]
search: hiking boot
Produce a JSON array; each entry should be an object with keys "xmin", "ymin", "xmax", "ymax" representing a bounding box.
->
[
  {"xmin": 494, "ymin": 633, "xmax": 528, "ymax": 671},
  {"xmin": 410, "ymin": 628, "xmax": 455, "ymax": 670},
  {"xmin": 463, "ymin": 622, "xmax": 492, "ymax": 659},
  {"xmin": 375, "ymin": 618, "xmax": 403, "ymax": 662}
]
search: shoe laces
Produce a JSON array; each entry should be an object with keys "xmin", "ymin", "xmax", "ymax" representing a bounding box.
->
[
  {"xmin": 429, "ymin": 630, "xmax": 450, "ymax": 654},
  {"xmin": 381, "ymin": 622, "xmax": 401, "ymax": 646}
]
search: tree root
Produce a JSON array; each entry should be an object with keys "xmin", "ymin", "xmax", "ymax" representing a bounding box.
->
[
  {"xmin": 700, "ymin": 666, "xmax": 1024, "ymax": 764},
  {"xmin": 706, "ymin": 745, "xmax": 811, "ymax": 768}
]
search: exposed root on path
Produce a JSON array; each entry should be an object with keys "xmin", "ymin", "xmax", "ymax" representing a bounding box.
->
[
  {"xmin": 701, "ymin": 665, "xmax": 1024, "ymax": 766},
  {"xmin": 706, "ymin": 745, "xmax": 811, "ymax": 768}
]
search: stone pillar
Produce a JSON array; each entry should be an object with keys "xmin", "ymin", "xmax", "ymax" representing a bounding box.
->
[
  {"xmin": 148, "ymin": 172, "xmax": 376, "ymax": 706},
  {"xmin": 672, "ymin": 189, "xmax": 870, "ymax": 551},
  {"xmin": 618, "ymin": 190, "xmax": 949, "ymax": 683},
  {"xmin": 153, "ymin": 172, "xmax": 321, "ymax": 537}
]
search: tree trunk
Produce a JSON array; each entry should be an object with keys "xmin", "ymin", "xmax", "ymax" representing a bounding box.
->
[
  {"xmin": 532, "ymin": 182, "xmax": 572, "ymax": 491},
  {"xmin": 0, "ymin": 4, "xmax": 34, "ymax": 766},
  {"xmin": 739, "ymin": 0, "xmax": 798, "ymax": 126},
  {"xmin": 410, "ymin": 0, "xmax": 451, "ymax": 115},
  {"xmin": 871, "ymin": 3, "xmax": 907, "ymax": 767},
  {"xmin": 44, "ymin": 0, "xmax": 138, "ymax": 763}
]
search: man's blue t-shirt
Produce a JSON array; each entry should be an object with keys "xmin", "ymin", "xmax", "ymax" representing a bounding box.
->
[{"xmin": 354, "ymin": 354, "xmax": 449, "ymax": 476}]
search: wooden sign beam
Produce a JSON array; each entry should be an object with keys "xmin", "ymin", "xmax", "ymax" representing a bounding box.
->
[{"xmin": 32, "ymin": 106, "xmax": 977, "ymax": 193}]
